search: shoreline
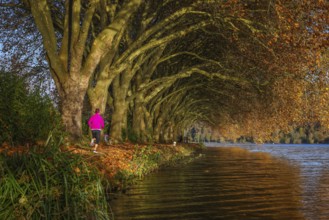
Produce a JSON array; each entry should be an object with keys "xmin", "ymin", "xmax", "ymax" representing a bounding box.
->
[
  {"xmin": 66, "ymin": 142, "xmax": 205, "ymax": 192},
  {"xmin": 0, "ymin": 141, "xmax": 204, "ymax": 219}
]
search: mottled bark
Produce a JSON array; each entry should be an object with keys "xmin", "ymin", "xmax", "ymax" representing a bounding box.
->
[
  {"xmin": 87, "ymin": 0, "xmax": 142, "ymax": 113},
  {"xmin": 153, "ymin": 115, "xmax": 164, "ymax": 143},
  {"xmin": 110, "ymin": 100, "xmax": 127, "ymax": 143},
  {"xmin": 163, "ymin": 123, "xmax": 174, "ymax": 143},
  {"xmin": 58, "ymin": 75, "xmax": 90, "ymax": 140},
  {"xmin": 132, "ymin": 93, "xmax": 146, "ymax": 141},
  {"xmin": 87, "ymin": 77, "xmax": 112, "ymax": 114},
  {"xmin": 60, "ymin": 91, "xmax": 84, "ymax": 140},
  {"xmin": 110, "ymin": 76, "xmax": 129, "ymax": 142}
]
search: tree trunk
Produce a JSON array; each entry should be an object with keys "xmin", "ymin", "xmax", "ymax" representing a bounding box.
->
[
  {"xmin": 87, "ymin": 78, "xmax": 112, "ymax": 113},
  {"xmin": 163, "ymin": 127, "xmax": 170, "ymax": 143},
  {"xmin": 59, "ymin": 80, "xmax": 87, "ymax": 140},
  {"xmin": 132, "ymin": 93, "xmax": 145, "ymax": 141},
  {"xmin": 173, "ymin": 126, "xmax": 182, "ymax": 142},
  {"xmin": 163, "ymin": 123, "xmax": 173, "ymax": 143},
  {"xmin": 110, "ymin": 98, "xmax": 127, "ymax": 143},
  {"xmin": 143, "ymin": 108, "xmax": 152, "ymax": 142},
  {"xmin": 153, "ymin": 117, "xmax": 164, "ymax": 143},
  {"xmin": 110, "ymin": 76, "xmax": 129, "ymax": 143}
]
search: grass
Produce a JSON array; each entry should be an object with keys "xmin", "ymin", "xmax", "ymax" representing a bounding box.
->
[
  {"xmin": 0, "ymin": 133, "xmax": 204, "ymax": 219},
  {"xmin": 0, "ymin": 143, "xmax": 112, "ymax": 219}
]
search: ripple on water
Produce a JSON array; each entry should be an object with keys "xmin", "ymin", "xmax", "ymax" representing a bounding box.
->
[{"xmin": 110, "ymin": 144, "xmax": 329, "ymax": 220}]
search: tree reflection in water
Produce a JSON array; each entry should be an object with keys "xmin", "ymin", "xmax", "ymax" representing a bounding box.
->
[{"xmin": 110, "ymin": 145, "xmax": 329, "ymax": 220}]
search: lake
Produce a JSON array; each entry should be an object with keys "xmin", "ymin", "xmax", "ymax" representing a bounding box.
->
[{"xmin": 109, "ymin": 143, "xmax": 329, "ymax": 220}]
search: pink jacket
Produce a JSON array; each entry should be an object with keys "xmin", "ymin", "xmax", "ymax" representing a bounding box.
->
[{"xmin": 88, "ymin": 113, "xmax": 104, "ymax": 130}]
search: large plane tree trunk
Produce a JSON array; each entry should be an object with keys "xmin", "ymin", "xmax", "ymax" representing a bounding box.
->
[
  {"xmin": 132, "ymin": 93, "xmax": 147, "ymax": 142},
  {"xmin": 110, "ymin": 76, "xmax": 129, "ymax": 143},
  {"xmin": 60, "ymin": 82, "xmax": 86, "ymax": 140}
]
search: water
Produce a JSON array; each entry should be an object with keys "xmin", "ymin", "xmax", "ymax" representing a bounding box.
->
[{"xmin": 109, "ymin": 143, "xmax": 329, "ymax": 220}]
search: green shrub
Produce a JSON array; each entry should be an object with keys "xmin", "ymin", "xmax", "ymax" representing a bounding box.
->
[
  {"xmin": 127, "ymin": 131, "xmax": 138, "ymax": 144},
  {"xmin": 0, "ymin": 71, "xmax": 60, "ymax": 145}
]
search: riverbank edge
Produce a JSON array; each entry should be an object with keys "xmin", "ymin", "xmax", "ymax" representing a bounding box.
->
[
  {"xmin": 0, "ymin": 142, "xmax": 205, "ymax": 218},
  {"xmin": 0, "ymin": 142, "xmax": 205, "ymax": 192},
  {"xmin": 86, "ymin": 142, "xmax": 206, "ymax": 195}
]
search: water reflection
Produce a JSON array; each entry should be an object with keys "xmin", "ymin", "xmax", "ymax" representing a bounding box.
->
[
  {"xmin": 110, "ymin": 145, "xmax": 317, "ymax": 219},
  {"xmin": 316, "ymin": 171, "xmax": 329, "ymax": 219}
]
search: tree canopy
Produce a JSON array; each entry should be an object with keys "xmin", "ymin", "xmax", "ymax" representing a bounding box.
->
[{"xmin": 0, "ymin": 0, "xmax": 328, "ymax": 143}]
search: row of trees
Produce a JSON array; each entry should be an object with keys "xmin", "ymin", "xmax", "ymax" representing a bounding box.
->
[
  {"xmin": 185, "ymin": 122, "xmax": 329, "ymax": 144},
  {"xmin": 0, "ymin": 0, "xmax": 328, "ymax": 144}
]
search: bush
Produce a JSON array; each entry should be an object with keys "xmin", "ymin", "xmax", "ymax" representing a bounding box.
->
[{"xmin": 0, "ymin": 71, "xmax": 60, "ymax": 145}]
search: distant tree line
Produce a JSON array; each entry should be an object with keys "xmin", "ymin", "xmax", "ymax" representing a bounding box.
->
[{"xmin": 189, "ymin": 123, "xmax": 329, "ymax": 144}]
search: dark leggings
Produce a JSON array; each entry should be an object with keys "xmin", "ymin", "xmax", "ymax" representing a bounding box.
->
[{"xmin": 92, "ymin": 130, "xmax": 101, "ymax": 144}]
